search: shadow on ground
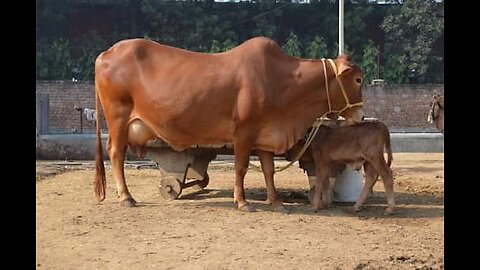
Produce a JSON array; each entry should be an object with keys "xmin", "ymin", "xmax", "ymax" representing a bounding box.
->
[{"xmin": 137, "ymin": 187, "xmax": 444, "ymax": 219}]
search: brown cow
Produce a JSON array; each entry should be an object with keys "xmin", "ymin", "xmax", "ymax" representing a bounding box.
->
[
  {"xmin": 94, "ymin": 36, "xmax": 365, "ymax": 211},
  {"xmin": 288, "ymin": 121, "xmax": 394, "ymax": 214},
  {"xmin": 427, "ymin": 94, "xmax": 444, "ymax": 134}
]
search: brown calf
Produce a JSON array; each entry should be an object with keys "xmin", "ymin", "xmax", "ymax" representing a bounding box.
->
[{"xmin": 289, "ymin": 121, "xmax": 394, "ymax": 214}]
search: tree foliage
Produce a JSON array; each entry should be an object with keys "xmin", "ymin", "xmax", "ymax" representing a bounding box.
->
[
  {"xmin": 36, "ymin": 38, "xmax": 74, "ymax": 80},
  {"xmin": 305, "ymin": 36, "xmax": 329, "ymax": 59},
  {"xmin": 361, "ymin": 40, "xmax": 380, "ymax": 84},
  {"xmin": 36, "ymin": 0, "xmax": 444, "ymax": 84},
  {"xmin": 209, "ymin": 39, "xmax": 238, "ymax": 53},
  {"xmin": 74, "ymin": 31, "xmax": 108, "ymax": 81},
  {"xmin": 381, "ymin": 0, "xmax": 444, "ymax": 83},
  {"xmin": 282, "ymin": 32, "xmax": 302, "ymax": 57}
]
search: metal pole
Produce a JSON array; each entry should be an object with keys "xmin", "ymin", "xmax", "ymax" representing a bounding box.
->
[
  {"xmin": 339, "ymin": 0, "xmax": 344, "ymax": 55},
  {"xmin": 377, "ymin": 46, "xmax": 380, "ymax": 78},
  {"xmin": 79, "ymin": 110, "xmax": 83, "ymax": 134}
]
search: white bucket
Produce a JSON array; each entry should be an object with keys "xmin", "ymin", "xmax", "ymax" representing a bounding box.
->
[{"xmin": 332, "ymin": 166, "xmax": 364, "ymax": 202}]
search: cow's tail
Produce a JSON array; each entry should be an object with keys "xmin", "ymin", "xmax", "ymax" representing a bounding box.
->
[
  {"xmin": 94, "ymin": 81, "xmax": 106, "ymax": 202},
  {"xmin": 384, "ymin": 124, "xmax": 393, "ymax": 167}
]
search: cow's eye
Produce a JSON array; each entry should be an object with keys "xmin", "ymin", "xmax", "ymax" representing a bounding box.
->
[{"xmin": 355, "ymin": 78, "xmax": 362, "ymax": 84}]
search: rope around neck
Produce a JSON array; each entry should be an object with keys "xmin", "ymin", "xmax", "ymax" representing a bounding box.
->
[{"xmin": 322, "ymin": 59, "xmax": 332, "ymax": 112}]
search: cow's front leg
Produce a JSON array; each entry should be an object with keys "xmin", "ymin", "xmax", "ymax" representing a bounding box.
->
[
  {"xmin": 257, "ymin": 150, "xmax": 289, "ymax": 213},
  {"xmin": 233, "ymin": 138, "xmax": 256, "ymax": 212}
]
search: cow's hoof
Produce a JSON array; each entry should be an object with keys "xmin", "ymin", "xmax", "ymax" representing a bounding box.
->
[
  {"xmin": 121, "ymin": 198, "xmax": 137, "ymax": 207},
  {"xmin": 311, "ymin": 206, "xmax": 325, "ymax": 212},
  {"xmin": 273, "ymin": 205, "xmax": 291, "ymax": 214},
  {"xmin": 354, "ymin": 205, "xmax": 364, "ymax": 212},
  {"xmin": 238, "ymin": 204, "xmax": 256, "ymax": 212},
  {"xmin": 384, "ymin": 207, "xmax": 395, "ymax": 215}
]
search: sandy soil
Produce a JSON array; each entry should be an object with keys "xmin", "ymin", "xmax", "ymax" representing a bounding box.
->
[{"xmin": 36, "ymin": 153, "xmax": 444, "ymax": 270}]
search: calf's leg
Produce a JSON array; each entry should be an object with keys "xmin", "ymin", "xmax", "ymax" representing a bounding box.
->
[
  {"xmin": 312, "ymin": 165, "xmax": 330, "ymax": 211},
  {"xmin": 354, "ymin": 162, "xmax": 378, "ymax": 212},
  {"xmin": 372, "ymin": 158, "xmax": 395, "ymax": 215}
]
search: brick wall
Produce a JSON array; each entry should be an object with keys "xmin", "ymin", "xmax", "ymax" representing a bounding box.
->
[
  {"xmin": 36, "ymin": 81, "xmax": 444, "ymax": 134},
  {"xmin": 36, "ymin": 81, "xmax": 97, "ymax": 134},
  {"xmin": 362, "ymin": 84, "xmax": 444, "ymax": 132}
]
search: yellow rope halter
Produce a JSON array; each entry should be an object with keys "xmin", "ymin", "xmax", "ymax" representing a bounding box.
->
[{"xmin": 324, "ymin": 58, "xmax": 364, "ymax": 114}]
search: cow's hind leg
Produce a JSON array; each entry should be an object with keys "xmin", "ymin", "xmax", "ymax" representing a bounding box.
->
[
  {"xmin": 354, "ymin": 162, "xmax": 378, "ymax": 212},
  {"xmin": 257, "ymin": 150, "xmax": 289, "ymax": 213},
  {"xmin": 106, "ymin": 115, "xmax": 136, "ymax": 207}
]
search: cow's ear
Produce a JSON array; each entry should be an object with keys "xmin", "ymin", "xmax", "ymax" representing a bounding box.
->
[
  {"xmin": 335, "ymin": 54, "xmax": 352, "ymax": 76},
  {"xmin": 337, "ymin": 64, "xmax": 351, "ymax": 76}
]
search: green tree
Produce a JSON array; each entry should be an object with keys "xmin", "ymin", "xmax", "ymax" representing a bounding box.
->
[
  {"xmin": 361, "ymin": 40, "xmax": 380, "ymax": 84},
  {"xmin": 35, "ymin": 1, "xmax": 444, "ymax": 82},
  {"xmin": 282, "ymin": 32, "xmax": 302, "ymax": 57},
  {"xmin": 252, "ymin": 15, "xmax": 276, "ymax": 39},
  {"xmin": 222, "ymin": 39, "xmax": 237, "ymax": 51},
  {"xmin": 209, "ymin": 39, "xmax": 237, "ymax": 53},
  {"xmin": 382, "ymin": 0, "xmax": 444, "ymax": 83},
  {"xmin": 36, "ymin": 38, "xmax": 74, "ymax": 80},
  {"xmin": 139, "ymin": 0, "xmax": 224, "ymax": 51},
  {"xmin": 305, "ymin": 36, "xmax": 328, "ymax": 59},
  {"xmin": 209, "ymin": 40, "xmax": 222, "ymax": 53},
  {"xmin": 74, "ymin": 31, "xmax": 107, "ymax": 81},
  {"xmin": 36, "ymin": 0, "xmax": 71, "ymax": 41},
  {"xmin": 383, "ymin": 53, "xmax": 408, "ymax": 84},
  {"xmin": 344, "ymin": 0, "xmax": 375, "ymax": 59}
]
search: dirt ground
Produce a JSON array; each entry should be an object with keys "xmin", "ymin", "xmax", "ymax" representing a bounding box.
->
[{"xmin": 36, "ymin": 153, "xmax": 444, "ymax": 270}]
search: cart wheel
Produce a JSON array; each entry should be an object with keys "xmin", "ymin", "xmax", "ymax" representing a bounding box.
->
[
  {"xmin": 159, "ymin": 176, "xmax": 183, "ymax": 200},
  {"xmin": 197, "ymin": 173, "xmax": 210, "ymax": 189}
]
